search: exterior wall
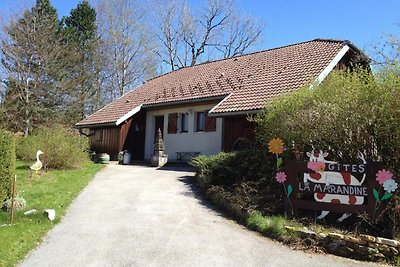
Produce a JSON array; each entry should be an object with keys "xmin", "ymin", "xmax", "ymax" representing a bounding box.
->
[
  {"xmin": 89, "ymin": 126, "xmax": 121, "ymax": 158},
  {"xmin": 144, "ymin": 104, "xmax": 223, "ymax": 160},
  {"xmin": 222, "ymin": 115, "xmax": 256, "ymax": 151},
  {"xmin": 88, "ymin": 119, "xmax": 132, "ymax": 160}
]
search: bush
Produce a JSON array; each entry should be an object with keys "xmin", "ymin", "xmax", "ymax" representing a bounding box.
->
[
  {"xmin": 0, "ymin": 129, "xmax": 16, "ymax": 202},
  {"xmin": 254, "ymin": 67, "xmax": 400, "ymax": 238},
  {"xmin": 16, "ymin": 126, "xmax": 89, "ymax": 169},
  {"xmin": 191, "ymin": 150, "xmax": 275, "ymax": 187}
]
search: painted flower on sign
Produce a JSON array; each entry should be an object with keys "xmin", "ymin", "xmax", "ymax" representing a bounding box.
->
[
  {"xmin": 376, "ymin": 169, "xmax": 393, "ymax": 185},
  {"xmin": 383, "ymin": 179, "xmax": 398, "ymax": 193},
  {"xmin": 275, "ymin": 172, "xmax": 287, "ymax": 184},
  {"xmin": 268, "ymin": 138, "xmax": 284, "ymax": 155}
]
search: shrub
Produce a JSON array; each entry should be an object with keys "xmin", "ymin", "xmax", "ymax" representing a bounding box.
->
[
  {"xmin": 16, "ymin": 126, "xmax": 89, "ymax": 169},
  {"xmin": 0, "ymin": 129, "xmax": 16, "ymax": 202},
  {"xmin": 191, "ymin": 150, "xmax": 275, "ymax": 187}
]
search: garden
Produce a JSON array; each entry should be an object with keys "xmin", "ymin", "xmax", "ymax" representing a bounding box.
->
[
  {"xmin": 0, "ymin": 126, "xmax": 103, "ymax": 267},
  {"xmin": 191, "ymin": 67, "xmax": 400, "ymax": 265}
]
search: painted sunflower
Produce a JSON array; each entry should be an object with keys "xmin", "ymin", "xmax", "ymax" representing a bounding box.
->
[{"xmin": 268, "ymin": 138, "xmax": 284, "ymax": 155}]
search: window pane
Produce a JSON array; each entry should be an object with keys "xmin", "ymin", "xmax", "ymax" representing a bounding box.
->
[
  {"xmin": 181, "ymin": 113, "xmax": 188, "ymax": 132},
  {"xmin": 196, "ymin": 112, "xmax": 205, "ymax": 131}
]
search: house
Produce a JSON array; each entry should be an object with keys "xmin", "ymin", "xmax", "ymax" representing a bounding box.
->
[{"xmin": 75, "ymin": 39, "xmax": 369, "ymax": 161}]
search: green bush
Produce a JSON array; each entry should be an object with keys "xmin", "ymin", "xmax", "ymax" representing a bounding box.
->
[
  {"xmin": 0, "ymin": 129, "xmax": 16, "ymax": 202},
  {"xmin": 16, "ymin": 126, "xmax": 89, "ymax": 169},
  {"xmin": 254, "ymin": 67, "xmax": 400, "ymax": 238},
  {"xmin": 191, "ymin": 150, "xmax": 275, "ymax": 187}
]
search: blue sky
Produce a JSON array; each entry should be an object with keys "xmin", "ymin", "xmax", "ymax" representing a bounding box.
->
[{"xmin": 1, "ymin": 0, "xmax": 399, "ymax": 53}]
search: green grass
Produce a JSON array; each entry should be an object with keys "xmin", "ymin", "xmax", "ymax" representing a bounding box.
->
[
  {"xmin": 0, "ymin": 161, "xmax": 103, "ymax": 267},
  {"xmin": 247, "ymin": 211, "xmax": 291, "ymax": 237}
]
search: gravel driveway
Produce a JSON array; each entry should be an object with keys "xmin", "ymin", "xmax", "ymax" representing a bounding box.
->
[{"xmin": 19, "ymin": 164, "xmax": 386, "ymax": 267}]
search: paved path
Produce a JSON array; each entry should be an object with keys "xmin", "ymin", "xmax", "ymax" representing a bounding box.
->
[{"xmin": 20, "ymin": 164, "xmax": 386, "ymax": 267}]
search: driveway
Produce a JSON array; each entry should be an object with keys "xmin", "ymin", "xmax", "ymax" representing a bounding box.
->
[{"xmin": 20, "ymin": 164, "xmax": 385, "ymax": 267}]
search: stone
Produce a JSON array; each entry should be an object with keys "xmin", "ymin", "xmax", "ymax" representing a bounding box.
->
[
  {"xmin": 342, "ymin": 235, "xmax": 367, "ymax": 245},
  {"xmin": 332, "ymin": 239, "xmax": 346, "ymax": 246},
  {"xmin": 377, "ymin": 244, "xmax": 394, "ymax": 257},
  {"xmin": 44, "ymin": 209, "xmax": 56, "ymax": 221},
  {"xmin": 390, "ymin": 246, "xmax": 399, "ymax": 255},
  {"xmin": 328, "ymin": 232, "xmax": 344, "ymax": 240},
  {"xmin": 376, "ymin": 237, "xmax": 400, "ymax": 247},
  {"xmin": 24, "ymin": 209, "xmax": 37, "ymax": 216},
  {"xmin": 336, "ymin": 246, "xmax": 355, "ymax": 258},
  {"xmin": 299, "ymin": 228, "xmax": 317, "ymax": 239},
  {"xmin": 359, "ymin": 234, "xmax": 376, "ymax": 243},
  {"xmin": 302, "ymin": 237, "xmax": 316, "ymax": 246}
]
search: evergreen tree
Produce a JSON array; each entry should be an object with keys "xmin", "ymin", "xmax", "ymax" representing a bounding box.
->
[
  {"xmin": 1, "ymin": 0, "xmax": 73, "ymax": 135},
  {"xmin": 63, "ymin": 0, "xmax": 101, "ymax": 117}
]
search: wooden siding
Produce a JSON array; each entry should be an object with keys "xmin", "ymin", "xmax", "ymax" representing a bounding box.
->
[
  {"xmin": 89, "ymin": 126, "xmax": 121, "ymax": 158},
  {"xmin": 222, "ymin": 115, "xmax": 255, "ymax": 151}
]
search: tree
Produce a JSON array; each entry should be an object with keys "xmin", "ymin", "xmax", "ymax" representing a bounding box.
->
[
  {"xmin": 370, "ymin": 26, "xmax": 400, "ymax": 68},
  {"xmin": 152, "ymin": 0, "xmax": 264, "ymax": 71},
  {"xmin": 1, "ymin": 0, "xmax": 71, "ymax": 136},
  {"xmin": 63, "ymin": 0, "xmax": 101, "ymax": 118},
  {"xmin": 96, "ymin": 0, "xmax": 157, "ymax": 100}
]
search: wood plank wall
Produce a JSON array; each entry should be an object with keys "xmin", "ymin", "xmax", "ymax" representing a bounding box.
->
[{"xmin": 222, "ymin": 115, "xmax": 255, "ymax": 151}]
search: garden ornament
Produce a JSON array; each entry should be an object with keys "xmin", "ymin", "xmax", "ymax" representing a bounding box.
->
[{"xmin": 30, "ymin": 150, "xmax": 44, "ymax": 174}]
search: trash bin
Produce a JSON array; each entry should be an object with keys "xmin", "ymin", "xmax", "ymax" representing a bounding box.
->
[{"xmin": 123, "ymin": 150, "xmax": 131, "ymax": 165}]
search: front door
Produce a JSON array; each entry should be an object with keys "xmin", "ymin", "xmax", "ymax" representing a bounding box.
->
[{"xmin": 154, "ymin": 116, "xmax": 164, "ymax": 141}]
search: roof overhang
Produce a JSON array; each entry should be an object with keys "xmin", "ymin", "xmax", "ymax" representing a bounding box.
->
[
  {"xmin": 143, "ymin": 95, "xmax": 227, "ymax": 110},
  {"xmin": 75, "ymin": 122, "xmax": 116, "ymax": 129},
  {"xmin": 116, "ymin": 104, "xmax": 142, "ymax": 126},
  {"xmin": 312, "ymin": 44, "xmax": 350, "ymax": 87}
]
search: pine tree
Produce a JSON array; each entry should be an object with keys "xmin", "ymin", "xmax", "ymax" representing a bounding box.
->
[
  {"xmin": 62, "ymin": 0, "xmax": 101, "ymax": 117},
  {"xmin": 1, "ymin": 0, "xmax": 72, "ymax": 135}
]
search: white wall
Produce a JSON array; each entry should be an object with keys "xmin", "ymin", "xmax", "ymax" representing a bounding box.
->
[{"xmin": 144, "ymin": 104, "xmax": 223, "ymax": 160}]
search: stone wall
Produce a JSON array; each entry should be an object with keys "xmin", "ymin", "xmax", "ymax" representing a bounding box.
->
[{"xmin": 286, "ymin": 226, "xmax": 399, "ymax": 261}]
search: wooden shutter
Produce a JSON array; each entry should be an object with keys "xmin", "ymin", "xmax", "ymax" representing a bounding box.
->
[
  {"xmin": 205, "ymin": 110, "xmax": 216, "ymax": 132},
  {"xmin": 168, "ymin": 113, "xmax": 178, "ymax": 134}
]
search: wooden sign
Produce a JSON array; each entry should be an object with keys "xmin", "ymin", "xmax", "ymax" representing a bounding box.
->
[{"xmin": 282, "ymin": 150, "xmax": 397, "ymax": 220}]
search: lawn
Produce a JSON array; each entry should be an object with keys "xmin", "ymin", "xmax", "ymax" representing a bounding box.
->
[{"xmin": 0, "ymin": 161, "xmax": 103, "ymax": 267}]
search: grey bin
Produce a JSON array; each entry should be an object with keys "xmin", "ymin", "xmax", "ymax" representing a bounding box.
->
[{"xmin": 123, "ymin": 151, "xmax": 132, "ymax": 165}]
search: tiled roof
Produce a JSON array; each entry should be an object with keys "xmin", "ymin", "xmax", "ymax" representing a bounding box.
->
[{"xmin": 76, "ymin": 39, "xmax": 357, "ymax": 127}]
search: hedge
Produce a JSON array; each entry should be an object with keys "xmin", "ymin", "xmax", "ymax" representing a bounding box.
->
[{"xmin": 0, "ymin": 129, "xmax": 16, "ymax": 202}]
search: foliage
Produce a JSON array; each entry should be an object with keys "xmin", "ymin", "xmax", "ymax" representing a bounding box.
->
[
  {"xmin": 16, "ymin": 126, "xmax": 89, "ymax": 170},
  {"xmin": 0, "ymin": 129, "xmax": 16, "ymax": 202},
  {"xmin": 62, "ymin": 0, "xmax": 103, "ymax": 117},
  {"xmin": 191, "ymin": 150, "xmax": 275, "ymax": 188},
  {"xmin": 247, "ymin": 211, "xmax": 289, "ymax": 237},
  {"xmin": 0, "ymin": 161, "xmax": 103, "ymax": 267},
  {"xmin": 0, "ymin": 0, "xmax": 78, "ymax": 135},
  {"xmin": 254, "ymin": 67, "xmax": 400, "ymax": 238}
]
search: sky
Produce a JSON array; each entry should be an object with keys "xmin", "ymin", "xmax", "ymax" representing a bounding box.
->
[{"xmin": 0, "ymin": 0, "xmax": 399, "ymax": 55}]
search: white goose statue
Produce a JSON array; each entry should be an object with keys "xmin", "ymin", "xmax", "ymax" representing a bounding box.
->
[{"xmin": 30, "ymin": 150, "xmax": 44, "ymax": 174}]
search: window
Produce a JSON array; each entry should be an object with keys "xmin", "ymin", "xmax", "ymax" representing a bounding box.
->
[
  {"xmin": 181, "ymin": 113, "xmax": 188, "ymax": 132},
  {"xmin": 196, "ymin": 112, "xmax": 205, "ymax": 132}
]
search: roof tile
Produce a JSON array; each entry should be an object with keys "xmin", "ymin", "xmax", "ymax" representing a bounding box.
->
[{"xmin": 76, "ymin": 39, "xmax": 349, "ymax": 127}]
